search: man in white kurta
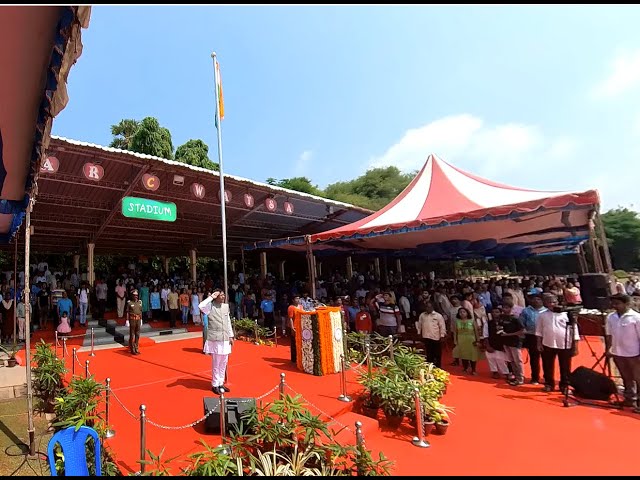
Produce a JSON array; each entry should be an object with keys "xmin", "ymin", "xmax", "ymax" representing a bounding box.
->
[{"xmin": 199, "ymin": 290, "xmax": 234, "ymax": 395}]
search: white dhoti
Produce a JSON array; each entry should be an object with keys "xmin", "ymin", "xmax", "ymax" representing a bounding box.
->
[
  {"xmin": 205, "ymin": 340, "xmax": 232, "ymax": 387},
  {"xmin": 486, "ymin": 349, "xmax": 510, "ymax": 375}
]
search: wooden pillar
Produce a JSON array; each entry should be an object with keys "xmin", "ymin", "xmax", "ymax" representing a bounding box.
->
[
  {"xmin": 588, "ymin": 219, "xmax": 604, "ymax": 273},
  {"xmin": 396, "ymin": 258, "xmax": 402, "ymax": 281},
  {"xmin": 260, "ymin": 252, "xmax": 267, "ymax": 279},
  {"xmin": 73, "ymin": 254, "xmax": 80, "ymax": 272},
  {"xmin": 240, "ymin": 247, "xmax": 246, "ymax": 279},
  {"xmin": 577, "ymin": 245, "xmax": 588, "ymax": 274},
  {"xmin": 374, "ymin": 258, "xmax": 381, "ymax": 281},
  {"xmin": 87, "ymin": 243, "xmax": 95, "ymax": 286},
  {"xmin": 317, "ymin": 260, "xmax": 322, "ymax": 278},
  {"xmin": 189, "ymin": 249, "xmax": 197, "ymax": 283},
  {"xmin": 163, "ymin": 256, "xmax": 170, "ymax": 275},
  {"xmin": 346, "ymin": 256, "xmax": 353, "ymax": 279},
  {"xmin": 279, "ymin": 260, "xmax": 286, "ymax": 281},
  {"xmin": 595, "ymin": 211, "xmax": 614, "ymax": 275},
  {"xmin": 305, "ymin": 241, "xmax": 317, "ymax": 299}
]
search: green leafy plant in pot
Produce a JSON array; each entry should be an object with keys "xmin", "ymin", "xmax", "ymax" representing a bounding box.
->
[
  {"xmin": 0, "ymin": 342, "xmax": 20, "ymax": 367},
  {"xmin": 33, "ymin": 339, "xmax": 66, "ymax": 413},
  {"xmin": 424, "ymin": 400, "xmax": 453, "ymax": 436},
  {"xmin": 378, "ymin": 374, "xmax": 413, "ymax": 428}
]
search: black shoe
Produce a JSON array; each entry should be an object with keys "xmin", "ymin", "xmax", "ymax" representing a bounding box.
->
[
  {"xmin": 543, "ymin": 385, "xmax": 553, "ymax": 393},
  {"xmin": 212, "ymin": 386, "xmax": 220, "ymax": 394},
  {"xmin": 221, "ymin": 385, "xmax": 230, "ymax": 393}
]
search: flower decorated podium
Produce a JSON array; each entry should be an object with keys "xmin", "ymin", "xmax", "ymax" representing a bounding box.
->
[{"xmin": 293, "ymin": 307, "xmax": 345, "ymax": 376}]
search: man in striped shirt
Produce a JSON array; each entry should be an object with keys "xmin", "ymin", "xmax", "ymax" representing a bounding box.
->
[{"xmin": 375, "ymin": 292, "xmax": 402, "ymax": 337}]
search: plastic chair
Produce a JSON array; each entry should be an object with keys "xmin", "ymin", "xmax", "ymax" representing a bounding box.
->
[{"xmin": 47, "ymin": 425, "xmax": 102, "ymax": 476}]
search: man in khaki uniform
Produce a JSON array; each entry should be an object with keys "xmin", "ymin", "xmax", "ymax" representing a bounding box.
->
[{"xmin": 127, "ymin": 289, "xmax": 143, "ymax": 355}]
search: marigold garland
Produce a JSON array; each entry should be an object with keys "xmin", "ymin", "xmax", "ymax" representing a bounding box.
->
[{"xmin": 293, "ymin": 307, "xmax": 344, "ymax": 375}]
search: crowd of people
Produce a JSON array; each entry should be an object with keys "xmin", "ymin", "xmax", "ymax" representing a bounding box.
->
[{"xmin": 2, "ymin": 259, "xmax": 639, "ymax": 410}]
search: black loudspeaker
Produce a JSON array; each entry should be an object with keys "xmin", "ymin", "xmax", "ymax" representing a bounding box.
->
[
  {"xmin": 569, "ymin": 366, "xmax": 617, "ymax": 401},
  {"xmin": 578, "ymin": 273, "xmax": 610, "ymax": 311},
  {"xmin": 203, "ymin": 397, "xmax": 256, "ymax": 434}
]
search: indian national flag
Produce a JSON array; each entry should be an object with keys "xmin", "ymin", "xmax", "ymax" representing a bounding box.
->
[{"xmin": 215, "ymin": 58, "xmax": 225, "ymax": 123}]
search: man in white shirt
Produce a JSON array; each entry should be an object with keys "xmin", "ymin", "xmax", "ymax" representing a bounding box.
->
[
  {"xmin": 606, "ymin": 294, "xmax": 640, "ymax": 412},
  {"xmin": 199, "ymin": 290, "xmax": 234, "ymax": 395},
  {"xmin": 536, "ymin": 294, "xmax": 580, "ymax": 394},
  {"xmin": 416, "ymin": 301, "xmax": 447, "ymax": 368}
]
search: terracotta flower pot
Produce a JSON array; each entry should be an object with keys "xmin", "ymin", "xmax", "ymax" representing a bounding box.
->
[
  {"xmin": 7, "ymin": 357, "xmax": 17, "ymax": 368},
  {"xmin": 434, "ymin": 420, "xmax": 449, "ymax": 435},
  {"xmin": 423, "ymin": 418, "xmax": 435, "ymax": 436},
  {"xmin": 383, "ymin": 411, "xmax": 405, "ymax": 429},
  {"xmin": 362, "ymin": 404, "xmax": 379, "ymax": 419}
]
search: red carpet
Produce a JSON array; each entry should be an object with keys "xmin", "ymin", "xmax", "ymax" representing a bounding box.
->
[{"xmin": 22, "ymin": 330, "xmax": 640, "ymax": 476}]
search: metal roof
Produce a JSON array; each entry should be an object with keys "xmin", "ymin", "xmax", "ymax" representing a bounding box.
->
[{"xmin": 22, "ymin": 136, "xmax": 371, "ymax": 257}]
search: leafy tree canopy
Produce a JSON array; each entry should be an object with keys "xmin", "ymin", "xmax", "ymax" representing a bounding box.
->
[
  {"xmin": 109, "ymin": 119, "xmax": 139, "ymax": 150},
  {"xmin": 602, "ymin": 207, "xmax": 640, "ymax": 271},
  {"xmin": 175, "ymin": 139, "xmax": 219, "ymax": 171},
  {"xmin": 266, "ymin": 177, "xmax": 321, "ymax": 196},
  {"xmin": 110, "ymin": 117, "xmax": 174, "ymax": 159}
]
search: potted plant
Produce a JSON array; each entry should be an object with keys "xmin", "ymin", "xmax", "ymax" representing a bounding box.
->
[
  {"xmin": 357, "ymin": 372, "xmax": 384, "ymax": 419},
  {"xmin": 33, "ymin": 340, "xmax": 67, "ymax": 413},
  {"xmin": 0, "ymin": 343, "xmax": 20, "ymax": 367},
  {"xmin": 378, "ymin": 374, "xmax": 412, "ymax": 428},
  {"xmin": 426, "ymin": 402, "xmax": 452, "ymax": 436}
]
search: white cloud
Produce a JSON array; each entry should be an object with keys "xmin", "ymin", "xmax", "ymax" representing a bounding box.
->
[
  {"xmin": 294, "ymin": 150, "xmax": 313, "ymax": 176},
  {"xmin": 367, "ymin": 114, "xmax": 640, "ymax": 212},
  {"xmin": 369, "ymin": 114, "xmax": 557, "ymax": 179},
  {"xmin": 592, "ymin": 49, "xmax": 640, "ymax": 98}
]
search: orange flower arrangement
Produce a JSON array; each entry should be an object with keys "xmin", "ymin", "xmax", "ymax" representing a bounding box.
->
[{"xmin": 316, "ymin": 307, "xmax": 335, "ymax": 375}]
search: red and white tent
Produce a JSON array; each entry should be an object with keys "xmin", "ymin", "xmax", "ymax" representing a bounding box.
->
[{"xmin": 248, "ymin": 154, "xmax": 599, "ymax": 259}]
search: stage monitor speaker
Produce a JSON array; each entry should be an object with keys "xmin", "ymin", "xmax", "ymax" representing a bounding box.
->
[
  {"xmin": 569, "ymin": 366, "xmax": 617, "ymax": 401},
  {"xmin": 578, "ymin": 273, "xmax": 610, "ymax": 311},
  {"xmin": 203, "ymin": 397, "xmax": 256, "ymax": 434}
]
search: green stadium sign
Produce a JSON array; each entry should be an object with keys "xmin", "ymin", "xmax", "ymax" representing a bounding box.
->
[{"xmin": 122, "ymin": 196, "xmax": 177, "ymax": 222}]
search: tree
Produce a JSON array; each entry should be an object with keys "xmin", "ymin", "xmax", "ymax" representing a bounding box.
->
[
  {"xmin": 175, "ymin": 139, "xmax": 219, "ymax": 171},
  {"xmin": 109, "ymin": 119, "xmax": 139, "ymax": 150},
  {"xmin": 324, "ymin": 166, "xmax": 413, "ymax": 210},
  {"xmin": 601, "ymin": 208, "xmax": 640, "ymax": 271},
  {"xmin": 264, "ymin": 177, "xmax": 322, "ymax": 196},
  {"xmin": 129, "ymin": 117, "xmax": 174, "ymax": 159}
]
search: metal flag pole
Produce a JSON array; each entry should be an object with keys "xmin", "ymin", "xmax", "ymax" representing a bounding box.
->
[
  {"xmin": 24, "ymin": 200, "xmax": 35, "ymax": 456},
  {"xmin": 13, "ymin": 231, "xmax": 17, "ymax": 347},
  {"xmin": 211, "ymin": 52, "xmax": 229, "ymax": 301}
]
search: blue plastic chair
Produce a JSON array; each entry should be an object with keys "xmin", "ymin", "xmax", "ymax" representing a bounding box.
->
[{"xmin": 47, "ymin": 425, "xmax": 102, "ymax": 476}]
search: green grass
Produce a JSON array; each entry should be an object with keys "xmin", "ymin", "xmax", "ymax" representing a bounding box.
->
[{"xmin": 0, "ymin": 397, "xmax": 53, "ymax": 476}]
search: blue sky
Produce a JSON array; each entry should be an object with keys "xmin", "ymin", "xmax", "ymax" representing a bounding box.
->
[{"xmin": 53, "ymin": 5, "xmax": 640, "ymax": 210}]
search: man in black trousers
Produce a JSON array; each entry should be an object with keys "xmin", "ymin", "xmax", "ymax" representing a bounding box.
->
[{"xmin": 536, "ymin": 294, "xmax": 580, "ymax": 394}]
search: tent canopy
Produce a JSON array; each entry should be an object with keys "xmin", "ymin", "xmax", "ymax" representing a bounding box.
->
[{"xmin": 245, "ymin": 154, "xmax": 599, "ymax": 260}]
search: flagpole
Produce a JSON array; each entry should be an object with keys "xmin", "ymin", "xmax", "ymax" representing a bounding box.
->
[{"xmin": 211, "ymin": 52, "xmax": 229, "ymax": 300}]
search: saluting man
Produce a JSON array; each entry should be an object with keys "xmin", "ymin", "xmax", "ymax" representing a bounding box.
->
[
  {"xmin": 199, "ymin": 289, "xmax": 234, "ymax": 395},
  {"xmin": 127, "ymin": 289, "xmax": 143, "ymax": 355}
]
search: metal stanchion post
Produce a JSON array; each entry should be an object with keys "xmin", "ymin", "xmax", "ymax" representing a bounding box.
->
[
  {"xmin": 343, "ymin": 328, "xmax": 350, "ymax": 370},
  {"xmin": 388, "ymin": 335, "xmax": 394, "ymax": 361},
  {"xmin": 279, "ymin": 373, "xmax": 286, "ymax": 400},
  {"xmin": 55, "ymin": 331, "xmax": 58, "ymax": 357},
  {"xmin": 72, "ymin": 348, "xmax": 77, "ymax": 376},
  {"xmin": 104, "ymin": 378, "xmax": 115, "ymax": 438},
  {"xmin": 139, "ymin": 405, "xmax": 146, "ymax": 474},
  {"xmin": 274, "ymin": 328, "xmax": 278, "ymax": 348},
  {"xmin": 254, "ymin": 321, "xmax": 259, "ymax": 345},
  {"xmin": 355, "ymin": 420, "xmax": 365, "ymax": 476},
  {"xmin": 337, "ymin": 355, "xmax": 352, "ymax": 402},
  {"xmin": 218, "ymin": 393, "xmax": 228, "ymax": 454},
  {"xmin": 365, "ymin": 339, "xmax": 372, "ymax": 376},
  {"xmin": 89, "ymin": 327, "xmax": 96, "ymax": 357},
  {"xmin": 85, "ymin": 360, "xmax": 89, "ymax": 379},
  {"xmin": 411, "ymin": 387, "xmax": 429, "ymax": 448},
  {"xmin": 62, "ymin": 337, "xmax": 67, "ymax": 358}
]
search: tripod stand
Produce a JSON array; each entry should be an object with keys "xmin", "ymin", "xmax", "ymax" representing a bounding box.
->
[{"xmin": 562, "ymin": 310, "xmax": 622, "ymax": 410}]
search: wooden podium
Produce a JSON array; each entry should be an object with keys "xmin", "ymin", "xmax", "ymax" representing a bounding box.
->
[{"xmin": 293, "ymin": 306, "xmax": 345, "ymax": 376}]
